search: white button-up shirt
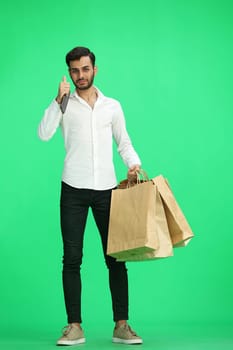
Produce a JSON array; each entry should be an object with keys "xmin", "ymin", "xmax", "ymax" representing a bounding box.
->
[{"xmin": 38, "ymin": 88, "xmax": 141, "ymax": 190}]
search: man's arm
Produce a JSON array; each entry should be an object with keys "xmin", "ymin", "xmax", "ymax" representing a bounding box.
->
[
  {"xmin": 112, "ymin": 101, "xmax": 141, "ymax": 176},
  {"xmin": 38, "ymin": 77, "xmax": 70, "ymax": 141},
  {"xmin": 38, "ymin": 100, "xmax": 62, "ymax": 141}
]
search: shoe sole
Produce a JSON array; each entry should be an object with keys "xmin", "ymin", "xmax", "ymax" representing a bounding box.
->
[
  {"xmin": 112, "ymin": 337, "xmax": 143, "ymax": 345},
  {"xmin": 57, "ymin": 337, "xmax": 86, "ymax": 346}
]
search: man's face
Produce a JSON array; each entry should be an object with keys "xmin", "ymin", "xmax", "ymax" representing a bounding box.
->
[{"xmin": 69, "ymin": 56, "xmax": 97, "ymax": 91}]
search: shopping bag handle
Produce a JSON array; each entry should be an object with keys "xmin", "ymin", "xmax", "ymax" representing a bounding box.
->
[
  {"xmin": 136, "ymin": 169, "xmax": 149, "ymax": 182},
  {"xmin": 117, "ymin": 169, "xmax": 149, "ymax": 189}
]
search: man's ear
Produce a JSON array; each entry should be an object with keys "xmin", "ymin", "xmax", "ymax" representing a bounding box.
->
[{"xmin": 94, "ymin": 65, "xmax": 98, "ymax": 76}]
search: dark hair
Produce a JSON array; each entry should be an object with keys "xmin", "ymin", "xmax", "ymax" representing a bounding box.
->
[{"xmin": 65, "ymin": 46, "xmax": 96, "ymax": 67}]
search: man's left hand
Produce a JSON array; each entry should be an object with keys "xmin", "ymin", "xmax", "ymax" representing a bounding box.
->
[{"xmin": 127, "ymin": 165, "xmax": 141, "ymax": 182}]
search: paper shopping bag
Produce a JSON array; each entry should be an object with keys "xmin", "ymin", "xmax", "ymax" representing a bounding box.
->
[
  {"xmin": 116, "ymin": 185, "xmax": 173, "ymax": 262},
  {"xmin": 152, "ymin": 175, "xmax": 194, "ymax": 247},
  {"xmin": 107, "ymin": 180, "xmax": 160, "ymax": 260}
]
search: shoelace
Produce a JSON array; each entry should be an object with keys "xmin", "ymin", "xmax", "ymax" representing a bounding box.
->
[
  {"xmin": 128, "ymin": 325, "xmax": 137, "ymax": 337},
  {"xmin": 123, "ymin": 324, "xmax": 138, "ymax": 336},
  {"xmin": 62, "ymin": 325, "xmax": 73, "ymax": 336}
]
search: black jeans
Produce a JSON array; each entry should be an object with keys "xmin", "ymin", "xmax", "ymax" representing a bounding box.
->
[{"xmin": 60, "ymin": 181, "xmax": 128, "ymax": 323}]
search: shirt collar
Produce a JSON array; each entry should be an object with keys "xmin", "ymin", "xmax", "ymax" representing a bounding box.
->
[{"xmin": 70, "ymin": 86, "xmax": 104, "ymax": 102}]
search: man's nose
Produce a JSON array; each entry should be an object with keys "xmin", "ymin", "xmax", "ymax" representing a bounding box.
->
[{"xmin": 79, "ymin": 71, "xmax": 84, "ymax": 79}]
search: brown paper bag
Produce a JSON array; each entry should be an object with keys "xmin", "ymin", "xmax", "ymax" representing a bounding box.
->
[
  {"xmin": 107, "ymin": 180, "xmax": 161, "ymax": 260},
  {"xmin": 152, "ymin": 175, "xmax": 194, "ymax": 247},
  {"xmin": 116, "ymin": 185, "xmax": 173, "ymax": 262}
]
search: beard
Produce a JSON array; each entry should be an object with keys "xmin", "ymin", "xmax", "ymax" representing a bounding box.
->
[{"xmin": 74, "ymin": 73, "xmax": 95, "ymax": 91}]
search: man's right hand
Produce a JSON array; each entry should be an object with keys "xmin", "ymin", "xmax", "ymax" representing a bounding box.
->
[{"xmin": 56, "ymin": 76, "xmax": 70, "ymax": 104}]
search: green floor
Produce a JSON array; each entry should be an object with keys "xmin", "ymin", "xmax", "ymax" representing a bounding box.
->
[{"xmin": 1, "ymin": 324, "xmax": 232, "ymax": 350}]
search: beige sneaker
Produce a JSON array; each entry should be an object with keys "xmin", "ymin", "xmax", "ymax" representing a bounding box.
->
[
  {"xmin": 113, "ymin": 323, "xmax": 143, "ymax": 345},
  {"xmin": 56, "ymin": 324, "xmax": 86, "ymax": 346}
]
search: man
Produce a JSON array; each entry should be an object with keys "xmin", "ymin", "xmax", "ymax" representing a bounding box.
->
[{"xmin": 38, "ymin": 46, "xmax": 142, "ymax": 346}]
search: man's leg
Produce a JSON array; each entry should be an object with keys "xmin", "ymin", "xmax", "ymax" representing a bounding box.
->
[
  {"xmin": 60, "ymin": 182, "xmax": 89, "ymax": 324},
  {"xmin": 91, "ymin": 189, "xmax": 129, "ymax": 322}
]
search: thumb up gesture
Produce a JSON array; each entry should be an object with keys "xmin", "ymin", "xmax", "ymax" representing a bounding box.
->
[{"xmin": 56, "ymin": 76, "xmax": 70, "ymax": 104}]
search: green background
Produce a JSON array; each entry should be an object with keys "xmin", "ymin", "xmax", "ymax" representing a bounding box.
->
[{"xmin": 1, "ymin": 0, "xmax": 233, "ymax": 349}]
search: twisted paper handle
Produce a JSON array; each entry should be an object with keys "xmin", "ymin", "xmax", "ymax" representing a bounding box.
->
[
  {"xmin": 117, "ymin": 169, "xmax": 150, "ymax": 189},
  {"xmin": 127, "ymin": 169, "xmax": 149, "ymax": 187},
  {"xmin": 135, "ymin": 169, "xmax": 149, "ymax": 183}
]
